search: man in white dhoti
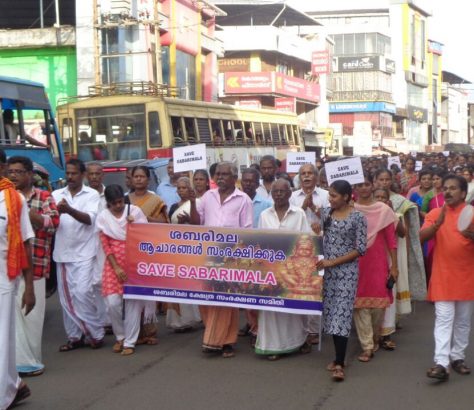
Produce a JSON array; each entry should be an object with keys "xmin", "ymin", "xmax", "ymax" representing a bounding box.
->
[
  {"xmin": 52, "ymin": 159, "xmax": 105, "ymax": 351},
  {"xmin": 0, "ymin": 149, "xmax": 36, "ymax": 409},
  {"xmin": 7, "ymin": 156, "xmax": 59, "ymax": 378},
  {"xmin": 255, "ymin": 178, "xmax": 312, "ymax": 360}
]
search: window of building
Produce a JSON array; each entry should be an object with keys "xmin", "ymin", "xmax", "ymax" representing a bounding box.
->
[
  {"xmin": 333, "ymin": 34, "xmax": 343, "ymax": 55},
  {"xmin": 343, "ymin": 34, "xmax": 355, "ymax": 55},
  {"xmin": 176, "ymin": 50, "xmax": 196, "ymax": 100}
]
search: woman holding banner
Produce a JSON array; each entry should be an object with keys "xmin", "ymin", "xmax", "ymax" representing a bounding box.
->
[
  {"xmin": 374, "ymin": 169, "xmax": 426, "ymax": 350},
  {"xmin": 315, "ymin": 180, "xmax": 367, "ymax": 382},
  {"xmin": 96, "ymin": 185, "xmax": 148, "ymax": 355},
  {"xmin": 166, "ymin": 176, "xmax": 202, "ymax": 332},
  {"xmin": 128, "ymin": 165, "xmax": 168, "ymax": 345},
  {"xmin": 353, "ymin": 174, "xmax": 398, "ymax": 362}
]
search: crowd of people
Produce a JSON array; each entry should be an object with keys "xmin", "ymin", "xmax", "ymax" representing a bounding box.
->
[{"xmin": 1, "ymin": 148, "xmax": 473, "ymax": 408}]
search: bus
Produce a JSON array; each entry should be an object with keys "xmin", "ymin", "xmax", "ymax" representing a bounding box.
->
[
  {"xmin": 56, "ymin": 82, "xmax": 303, "ymax": 172},
  {"xmin": 0, "ymin": 76, "xmax": 66, "ymax": 187}
]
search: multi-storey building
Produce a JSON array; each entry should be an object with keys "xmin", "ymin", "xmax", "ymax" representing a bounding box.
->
[{"xmin": 214, "ymin": 0, "xmax": 334, "ymax": 155}]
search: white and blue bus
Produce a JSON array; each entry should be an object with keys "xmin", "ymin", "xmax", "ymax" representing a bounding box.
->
[{"xmin": 0, "ymin": 76, "xmax": 65, "ymax": 187}]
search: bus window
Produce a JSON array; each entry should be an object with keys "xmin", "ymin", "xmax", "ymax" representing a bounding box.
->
[
  {"xmin": 222, "ymin": 120, "xmax": 233, "ymax": 144},
  {"xmin": 210, "ymin": 119, "xmax": 223, "ymax": 146},
  {"xmin": 233, "ymin": 121, "xmax": 244, "ymax": 145},
  {"xmin": 1, "ymin": 107, "xmax": 20, "ymax": 144},
  {"xmin": 279, "ymin": 124, "xmax": 289, "ymax": 145},
  {"xmin": 293, "ymin": 125, "xmax": 300, "ymax": 146},
  {"xmin": 244, "ymin": 121, "xmax": 254, "ymax": 145},
  {"xmin": 196, "ymin": 118, "xmax": 211, "ymax": 144},
  {"xmin": 254, "ymin": 122, "xmax": 263, "ymax": 145},
  {"xmin": 263, "ymin": 123, "xmax": 272, "ymax": 145},
  {"xmin": 171, "ymin": 116, "xmax": 185, "ymax": 146},
  {"xmin": 76, "ymin": 105, "xmax": 145, "ymax": 161},
  {"xmin": 148, "ymin": 111, "xmax": 162, "ymax": 147},
  {"xmin": 286, "ymin": 125, "xmax": 294, "ymax": 145},
  {"xmin": 21, "ymin": 109, "xmax": 50, "ymax": 148},
  {"xmin": 62, "ymin": 117, "xmax": 73, "ymax": 155},
  {"xmin": 184, "ymin": 117, "xmax": 197, "ymax": 144},
  {"xmin": 270, "ymin": 123, "xmax": 280, "ymax": 145}
]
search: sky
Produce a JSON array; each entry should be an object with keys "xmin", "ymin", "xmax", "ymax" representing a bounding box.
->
[{"xmin": 285, "ymin": 0, "xmax": 474, "ymax": 86}]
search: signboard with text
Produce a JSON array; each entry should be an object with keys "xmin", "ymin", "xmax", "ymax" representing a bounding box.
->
[
  {"xmin": 325, "ymin": 157, "xmax": 365, "ymax": 186},
  {"xmin": 173, "ymin": 144, "xmax": 207, "ymax": 172},
  {"xmin": 275, "ymin": 73, "xmax": 320, "ymax": 103},
  {"xmin": 337, "ymin": 56, "xmax": 379, "ymax": 72},
  {"xmin": 311, "ymin": 50, "xmax": 330, "ymax": 75},
  {"xmin": 224, "ymin": 72, "xmax": 273, "ymax": 94},
  {"xmin": 275, "ymin": 97, "xmax": 296, "ymax": 112},
  {"xmin": 286, "ymin": 152, "xmax": 316, "ymax": 173},
  {"xmin": 387, "ymin": 156, "xmax": 402, "ymax": 171},
  {"xmin": 125, "ymin": 224, "xmax": 324, "ymax": 315}
]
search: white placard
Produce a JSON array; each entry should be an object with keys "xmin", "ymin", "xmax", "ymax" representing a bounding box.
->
[
  {"xmin": 415, "ymin": 161, "xmax": 423, "ymax": 171},
  {"xmin": 173, "ymin": 144, "xmax": 207, "ymax": 172},
  {"xmin": 325, "ymin": 157, "xmax": 365, "ymax": 186},
  {"xmin": 286, "ymin": 152, "xmax": 316, "ymax": 173},
  {"xmin": 387, "ymin": 156, "xmax": 402, "ymax": 170},
  {"xmin": 443, "ymin": 151, "xmax": 450, "ymax": 157},
  {"xmin": 409, "ymin": 151, "xmax": 417, "ymax": 158}
]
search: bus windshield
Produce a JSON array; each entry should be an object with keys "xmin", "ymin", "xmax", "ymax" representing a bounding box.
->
[
  {"xmin": 0, "ymin": 76, "xmax": 65, "ymax": 187},
  {"xmin": 75, "ymin": 104, "xmax": 146, "ymax": 161}
]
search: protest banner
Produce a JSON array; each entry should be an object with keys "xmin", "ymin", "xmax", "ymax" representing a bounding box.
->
[
  {"xmin": 286, "ymin": 152, "xmax": 316, "ymax": 173},
  {"xmin": 387, "ymin": 156, "xmax": 402, "ymax": 170},
  {"xmin": 125, "ymin": 224, "xmax": 324, "ymax": 315},
  {"xmin": 173, "ymin": 144, "xmax": 207, "ymax": 172},
  {"xmin": 325, "ymin": 157, "xmax": 364, "ymax": 186},
  {"xmin": 415, "ymin": 161, "xmax": 423, "ymax": 171},
  {"xmin": 443, "ymin": 151, "xmax": 450, "ymax": 157}
]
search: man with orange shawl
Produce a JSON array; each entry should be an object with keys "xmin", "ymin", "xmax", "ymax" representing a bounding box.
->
[{"xmin": 0, "ymin": 149, "xmax": 36, "ymax": 410}]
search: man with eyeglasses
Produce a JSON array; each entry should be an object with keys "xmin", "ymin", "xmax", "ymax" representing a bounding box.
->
[
  {"xmin": 421, "ymin": 174, "xmax": 474, "ymax": 381},
  {"xmin": 0, "ymin": 149, "xmax": 36, "ymax": 409},
  {"xmin": 255, "ymin": 178, "xmax": 312, "ymax": 360},
  {"xmin": 7, "ymin": 156, "xmax": 59, "ymax": 379}
]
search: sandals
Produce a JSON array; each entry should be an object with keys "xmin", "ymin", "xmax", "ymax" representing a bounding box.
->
[
  {"xmin": 59, "ymin": 339, "xmax": 85, "ymax": 352},
  {"xmin": 427, "ymin": 364, "xmax": 449, "ymax": 381},
  {"xmin": 7, "ymin": 382, "xmax": 31, "ymax": 409},
  {"xmin": 89, "ymin": 338, "xmax": 104, "ymax": 350},
  {"xmin": 222, "ymin": 344, "xmax": 235, "ymax": 358},
  {"xmin": 121, "ymin": 347, "xmax": 135, "ymax": 356},
  {"xmin": 332, "ymin": 365, "xmax": 345, "ymax": 382},
  {"xmin": 380, "ymin": 337, "xmax": 396, "ymax": 351},
  {"xmin": 451, "ymin": 360, "xmax": 471, "ymax": 375},
  {"xmin": 299, "ymin": 342, "xmax": 312, "ymax": 355},
  {"xmin": 112, "ymin": 340, "xmax": 124, "ymax": 353},
  {"xmin": 358, "ymin": 350, "xmax": 374, "ymax": 363}
]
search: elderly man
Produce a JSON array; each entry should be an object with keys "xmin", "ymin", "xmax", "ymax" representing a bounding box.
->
[
  {"xmin": 52, "ymin": 159, "xmax": 104, "ymax": 351},
  {"xmin": 0, "ymin": 149, "xmax": 35, "ymax": 409},
  {"xmin": 7, "ymin": 156, "xmax": 59, "ymax": 378},
  {"xmin": 255, "ymin": 178, "xmax": 312, "ymax": 360},
  {"xmin": 290, "ymin": 163, "xmax": 329, "ymax": 345},
  {"xmin": 190, "ymin": 161, "xmax": 252, "ymax": 358},
  {"xmin": 421, "ymin": 175, "xmax": 474, "ymax": 381}
]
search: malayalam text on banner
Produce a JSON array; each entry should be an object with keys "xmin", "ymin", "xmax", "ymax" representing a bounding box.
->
[{"xmin": 124, "ymin": 224, "xmax": 324, "ymax": 315}]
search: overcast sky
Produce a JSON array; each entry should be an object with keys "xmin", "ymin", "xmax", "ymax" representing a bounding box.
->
[{"xmin": 286, "ymin": 0, "xmax": 474, "ymax": 85}]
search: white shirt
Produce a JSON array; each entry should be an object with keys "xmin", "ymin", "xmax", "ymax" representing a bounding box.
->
[
  {"xmin": 258, "ymin": 205, "xmax": 311, "ymax": 232},
  {"xmin": 256, "ymin": 184, "xmax": 274, "ymax": 203},
  {"xmin": 0, "ymin": 191, "xmax": 35, "ymax": 292},
  {"xmin": 290, "ymin": 187, "xmax": 329, "ymax": 225},
  {"xmin": 52, "ymin": 185, "xmax": 100, "ymax": 262}
]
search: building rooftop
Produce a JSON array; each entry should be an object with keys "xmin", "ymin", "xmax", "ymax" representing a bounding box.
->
[
  {"xmin": 443, "ymin": 71, "xmax": 472, "ymax": 85},
  {"xmin": 215, "ymin": 1, "xmax": 320, "ymax": 26}
]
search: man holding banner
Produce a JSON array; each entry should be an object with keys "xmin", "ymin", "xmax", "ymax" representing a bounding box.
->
[
  {"xmin": 190, "ymin": 162, "xmax": 252, "ymax": 358},
  {"xmin": 255, "ymin": 178, "xmax": 313, "ymax": 360}
]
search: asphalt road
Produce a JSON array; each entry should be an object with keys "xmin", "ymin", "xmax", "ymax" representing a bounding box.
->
[{"xmin": 16, "ymin": 296, "xmax": 474, "ymax": 410}]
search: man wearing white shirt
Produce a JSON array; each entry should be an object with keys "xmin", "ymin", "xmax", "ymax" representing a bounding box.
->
[
  {"xmin": 255, "ymin": 178, "xmax": 312, "ymax": 360},
  {"xmin": 256, "ymin": 155, "xmax": 277, "ymax": 203},
  {"xmin": 53, "ymin": 159, "xmax": 104, "ymax": 351},
  {"xmin": 290, "ymin": 163, "xmax": 329, "ymax": 345}
]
